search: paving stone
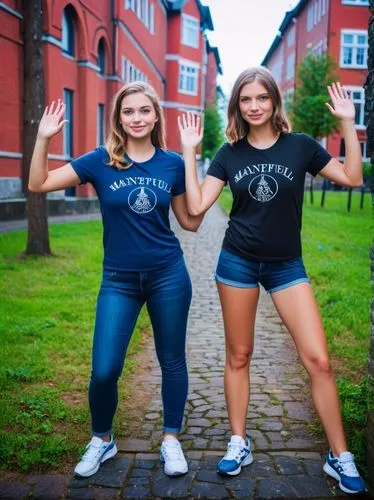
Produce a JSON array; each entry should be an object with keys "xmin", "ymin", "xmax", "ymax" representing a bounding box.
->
[
  {"xmin": 151, "ymin": 470, "xmax": 196, "ymax": 498},
  {"xmin": 288, "ymin": 475, "xmax": 333, "ymax": 497},
  {"xmin": 274, "ymin": 456, "xmax": 304, "ymax": 475},
  {"xmin": 117, "ymin": 438, "xmax": 152, "ymax": 452},
  {"xmin": 129, "ymin": 468, "xmax": 152, "ymax": 478},
  {"xmin": 190, "ymin": 482, "xmax": 229, "ymax": 499},
  {"xmin": 32, "ymin": 475, "xmax": 69, "ymax": 499},
  {"xmin": 258, "ymin": 477, "xmax": 299, "ymax": 498},
  {"xmin": 195, "ymin": 470, "xmax": 225, "ymax": 484},
  {"xmin": 0, "ymin": 481, "xmax": 31, "ymax": 499},
  {"xmin": 67, "ymin": 488, "xmax": 120, "ymax": 499},
  {"xmin": 69, "ymin": 457, "xmax": 132, "ymax": 489},
  {"xmin": 122, "ymin": 486, "xmax": 150, "ymax": 499}
]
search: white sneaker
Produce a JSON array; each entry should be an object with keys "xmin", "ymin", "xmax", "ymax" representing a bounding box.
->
[
  {"xmin": 160, "ymin": 438, "xmax": 188, "ymax": 476},
  {"xmin": 74, "ymin": 436, "xmax": 118, "ymax": 477}
]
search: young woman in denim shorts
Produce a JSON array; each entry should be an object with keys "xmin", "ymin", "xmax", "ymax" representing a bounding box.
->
[
  {"xmin": 178, "ymin": 67, "xmax": 366, "ymax": 495},
  {"xmin": 28, "ymin": 82, "xmax": 204, "ymax": 478}
]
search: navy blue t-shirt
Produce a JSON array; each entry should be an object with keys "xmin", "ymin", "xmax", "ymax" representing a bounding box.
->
[{"xmin": 71, "ymin": 146, "xmax": 185, "ymax": 271}]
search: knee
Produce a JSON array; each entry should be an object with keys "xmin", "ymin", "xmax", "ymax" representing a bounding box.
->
[
  {"xmin": 227, "ymin": 349, "xmax": 253, "ymax": 371},
  {"xmin": 91, "ymin": 369, "xmax": 119, "ymax": 387},
  {"xmin": 304, "ymin": 355, "xmax": 332, "ymax": 378},
  {"xmin": 159, "ymin": 354, "xmax": 186, "ymax": 375}
]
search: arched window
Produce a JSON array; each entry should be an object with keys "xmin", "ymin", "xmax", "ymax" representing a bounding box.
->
[
  {"xmin": 98, "ymin": 38, "xmax": 106, "ymax": 75},
  {"xmin": 62, "ymin": 6, "xmax": 75, "ymax": 56}
]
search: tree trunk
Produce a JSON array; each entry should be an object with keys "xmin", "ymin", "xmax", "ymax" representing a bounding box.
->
[
  {"xmin": 365, "ymin": 1, "xmax": 374, "ymax": 491},
  {"xmin": 22, "ymin": 0, "xmax": 51, "ymax": 255}
]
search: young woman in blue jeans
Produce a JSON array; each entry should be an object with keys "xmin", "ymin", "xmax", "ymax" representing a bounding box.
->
[
  {"xmin": 178, "ymin": 67, "xmax": 367, "ymax": 495},
  {"xmin": 28, "ymin": 82, "xmax": 203, "ymax": 478}
]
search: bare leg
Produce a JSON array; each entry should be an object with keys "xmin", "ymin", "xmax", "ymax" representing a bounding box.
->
[
  {"xmin": 271, "ymin": 283, "xmax": 347, "ymax": 456},
  {"xmin": 217, "ymin": 283, "xmax": 259, "ymax": 438}
]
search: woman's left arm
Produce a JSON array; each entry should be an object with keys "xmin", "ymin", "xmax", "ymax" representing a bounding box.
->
[
  {"xmin": 319, "ymin": 82, "xmax": 363, "ymax": 188},
  {"xmin": 171, "ymin": 193, "xmax": 204, "ymax": 232}
]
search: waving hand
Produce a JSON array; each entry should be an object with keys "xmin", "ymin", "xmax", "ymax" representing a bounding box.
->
[{"xmin": 178, "ymin": 112, "xmax": 204, "ymax": 149}]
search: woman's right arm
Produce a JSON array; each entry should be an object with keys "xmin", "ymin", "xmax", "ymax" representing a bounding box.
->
[
  {"xmin": 178, "ymin": 113, "xmax": 225, "ymax": 216},
  {"xmin": 28, "ymin": 100, "xmax": 80, "ymax": 193}
]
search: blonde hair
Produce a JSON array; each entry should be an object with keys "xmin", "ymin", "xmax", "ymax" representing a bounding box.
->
[
  {"xmin": 106, "ymin": 81, "xmax": 166, "ymax": 170},
  {"xmin": 226, "ymin": 67, "xmax": 291, "ymax": 143}
]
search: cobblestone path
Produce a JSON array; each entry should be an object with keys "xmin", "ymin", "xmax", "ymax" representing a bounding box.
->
[{"xmin": 0, "ymin": 205, "xmax": 349, "ymax": 499}]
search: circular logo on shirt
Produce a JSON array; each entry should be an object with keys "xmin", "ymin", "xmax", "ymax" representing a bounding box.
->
[
  {"xmin": 128, "ymin": 187, "xmax": 157, "ymax": 214},
  {"xmin": 248, "ymin": 174, "xmax": 278, "ymax": 202}
]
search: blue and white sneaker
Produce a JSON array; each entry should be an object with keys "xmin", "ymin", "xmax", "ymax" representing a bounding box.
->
[
  {"xmin": 74, "ymin": 435, "xmax": 118, "ymax": 477},
  {"xmin": 323, "ymin": 450, "xmax": 367, "ymax": 495},
  {"xmin": 217, "ymin": 435, "xmax": 253, "ymax": 476}
]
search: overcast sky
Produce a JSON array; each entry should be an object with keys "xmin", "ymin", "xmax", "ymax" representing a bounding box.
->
[{"xmin": 202, "ymin": 0, "xmax": 300, "ymax": 93}]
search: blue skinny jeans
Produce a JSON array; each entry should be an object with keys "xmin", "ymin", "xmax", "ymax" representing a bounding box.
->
[{"xmin": 89, "ymin": 257, "xmax": 192, "ymax": 437}]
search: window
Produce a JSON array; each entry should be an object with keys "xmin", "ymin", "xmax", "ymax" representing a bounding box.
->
[
  {"xmin": 62, "ymin": 6, "xmax": 75, "ymax": 56},
  {"xmin": 307, "ymin": 6, "xmax": 314, "ymax": 31},
  {"xmin": 63, "ymin": 89, "xmax": 73, "ymax": 158},
  {"xmin": 182, "ymin": 15, "xmax": 199, "ymax": 48},
  {"xmin": 287, "ymin": 26, "xmax": 295, "ymax": 47},
  {"xmin": 286, "ymin": 53, "xmax": 295, "ymax": 80},
  {"xmin": 121, "ymin": 56, "xmax": 147, "ymax": 82},
  {"xmin": 342, "ymin": 0, "xmax": 369, "ymax": 4},
  {"xmin": 97, "ymin": 39, "xmax": 105, "ymax": 75},
  {"xmin": 179, "ymin": 63, "xmax": 199, "ymax": 95},
  {"xmin": 126, "ymin": 0, "xmax": 152, "ymax": 31},
  {"xmin": 340, "ymin": 30, "xmax": 368, "ymax": 68},
  {"xmin": 97, "ymin": 104, "xmax": 105, "ymax": 146},
  {"xmin": 141, "ymin": 0, "xmax": 149, "ymax": 26},
  {"xmin": 149, "ymin": 3, "xmax": 155, "ymax": 34},
  {"xmin": 345, "ymin": 87, "xmax": 367, "ymax": 127},
  {"xmin": 322, "ymin": 0, "xmax": 327, "ymax": 15},
  {"xmin": 360, "ymin": 141, "xmax": 369, "ymax": 159}
]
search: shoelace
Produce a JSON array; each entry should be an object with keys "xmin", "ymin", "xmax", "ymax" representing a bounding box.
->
[
  {"xmin": 163, "ymin": 442, "xmax": 184, "ymax": 462},
  {"xmin": 224, "ymin": 443, "xmax": 245, "ymax": 461},
  {"xmin": 81, "ymin": 442, "xmax": 105, "ymax": 462},
  {"xmin": 340, "ymin": 455, "xmax": 359, "ymax": 477}
]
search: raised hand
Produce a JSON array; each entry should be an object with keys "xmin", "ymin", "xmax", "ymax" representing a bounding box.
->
[
  {"xmin": 325, "ymin": 82, "xmax": 355, "ymax": 123},
  {"xmin": 178, "ymin": 112, "xmax": 204, "ymax": 149},
  {"xmin": 37, "ymin": 100, "xmax": 68, "ymax": 140}
]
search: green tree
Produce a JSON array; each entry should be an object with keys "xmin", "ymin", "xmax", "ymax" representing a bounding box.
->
[
  {"xmin": 202, "ymin": 103, "xmax": 224, "ymax": 160},
  {"xmin": 290, "ymin": 53, "xmax": 339, "ymax": 206},
  {"xmin": 290, "ymin": 53, "xmax": 339, "ymax": 138}
]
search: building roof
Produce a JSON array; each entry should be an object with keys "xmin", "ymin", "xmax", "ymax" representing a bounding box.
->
[
  {"xmin": 207, "ymin": 40, "xmax": 223, "ymax": 74},
  {"xmin": 261, "ymin": 0, "xmax": 308, "ymax": 65},
  {"xmin": 163, "ymin": 0, "xmax": 214, "ymax": 30}
]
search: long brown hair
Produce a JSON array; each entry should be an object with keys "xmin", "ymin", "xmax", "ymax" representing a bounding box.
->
[
  {"xmin": 226, "ymin": 67, "xmax": 291, "ymax": 143},
  {"xmin": 106, "ymin": 81, "xmax": 166, "ymax": 170}
]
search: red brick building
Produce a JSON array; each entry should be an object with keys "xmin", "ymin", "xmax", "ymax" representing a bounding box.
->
[
  {"xmin": 262, "ymin": 0, "xmax": 369, "ymax": 160},
  {"xmin": 0, "ymin": 0, "xmax": 222, "ymax": 200}
]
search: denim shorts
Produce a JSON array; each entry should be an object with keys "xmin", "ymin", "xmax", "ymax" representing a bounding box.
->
[{"xmin": 215, "ymin": 249, "xmax": 310, "ymax": 293}]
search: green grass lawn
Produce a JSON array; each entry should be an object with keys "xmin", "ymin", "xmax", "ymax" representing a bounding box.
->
[
  {"xmin": 220, "ymin": 188, "xmax": 372, "ymax": 473},
  {"xmin": 0, "ymin": 221, "xmax": 150, "ymax": 472}
]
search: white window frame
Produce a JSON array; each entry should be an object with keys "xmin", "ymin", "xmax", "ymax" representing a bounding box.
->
[
  {"xmin": 345, "ymin": 86, "xmax": 366, "ymax": 129},
  {"xmin": 178, "ymin": 61, "xmax": 199, "ymax": 95},
  {"xmin": 322, "ymin": 0, "xmax": 327, "ymax": 15},
  {"xmin": 342, "ymin": 0, "xmax": 369, "ymax": 5},
  {"xmin": 340, "ymin": 30, "xmax": 368, "ymax": 68},
  {"xmin": 181, "ymin": 14, "xmax": 199, "ymax": 49}
]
